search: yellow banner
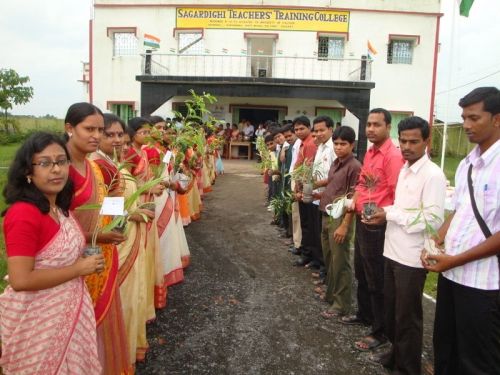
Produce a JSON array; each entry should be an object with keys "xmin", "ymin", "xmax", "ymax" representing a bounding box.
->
[{"xmin": 176, "ymin": 8, "xmax": 349, "ymax": 32}]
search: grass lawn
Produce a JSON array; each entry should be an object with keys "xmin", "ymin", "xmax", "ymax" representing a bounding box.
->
[{"xmin": 431, "ymin": 155, "xmax": 462, "ymax": 185}]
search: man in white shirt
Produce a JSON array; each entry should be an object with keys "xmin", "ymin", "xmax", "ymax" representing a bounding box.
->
[
  {"xmin": 364, "ymin": 116, "xmax": 446, "ymax": 374},
  {"xmin": 306, "ymin": 116, "xmax": 335, "ymax": 270},
  {"xmin": 289, "ymin": 128, "xmax": 303, "ymax": 254}
]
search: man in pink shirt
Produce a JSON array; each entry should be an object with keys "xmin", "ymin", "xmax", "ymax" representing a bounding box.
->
[{"xmin": 341, "ymin": 108, "xmax": 404, "ymax": 352}]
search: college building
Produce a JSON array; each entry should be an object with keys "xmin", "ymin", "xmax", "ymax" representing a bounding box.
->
[{"xmin": 86, "ymin": 0, "xmax": 441, "ymax": 158}]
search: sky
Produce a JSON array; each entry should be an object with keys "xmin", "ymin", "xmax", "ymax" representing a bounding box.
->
[{"xmin": 1, "ymin": 0, "xmax": 499, "ymax": 121}]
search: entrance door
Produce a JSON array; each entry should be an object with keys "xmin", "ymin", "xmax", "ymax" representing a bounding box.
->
[
  {"xmin": 247, "ymin": 37, "xmax": 275, "ymax": 78},
  {"xmin": 239, "ymin": 108, "xmax": 280, "ymax": 125}
]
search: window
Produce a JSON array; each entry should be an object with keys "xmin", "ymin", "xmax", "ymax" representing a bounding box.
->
[
  {"xmin": 113, "ymin": 32, "xmax": 138, "ymax": 56},
  {"xmin": 178, "ymin": 32, "xmax": 204, "ymax": 55},
  {"xmin": 316, "ymin": 107, "xmax": 345, "ymax": 124},
  {"xmin": 387, "ymin": 40, "xmax": 413, "ymax": 64},
  {"xmin": 318, "ymin": 37, "xmax": 344, "ymax": 59},
  {"xmin": 390, "ymin": 111, "xmax": 413, "ymax": 139},
  {"xmin": 111, "ymin": 103, "xmax": 135, "ymax": 123}
]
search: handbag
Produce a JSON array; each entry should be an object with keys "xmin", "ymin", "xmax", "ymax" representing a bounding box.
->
[{"xmin": 467, "ymin": 164, "xmax": 500, "ymax": 299}]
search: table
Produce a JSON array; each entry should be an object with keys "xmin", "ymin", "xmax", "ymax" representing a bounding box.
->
[{"xmin": 229, "ymin": 141, "xmax": 252, "ymax": 160}]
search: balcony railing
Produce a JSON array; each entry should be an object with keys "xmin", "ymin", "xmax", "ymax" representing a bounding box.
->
[{"xmin": 141, "ymin": 53, "xmax": 372, "ymax": 82}]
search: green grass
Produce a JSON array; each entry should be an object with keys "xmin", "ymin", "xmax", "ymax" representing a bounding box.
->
[
  {"xmin": 431, "ymin": 155, "xmax": 461, "ymax": 185},
  {"xmin": 424, "ymin": 271, "xmax": 439, "ymax": 298}
]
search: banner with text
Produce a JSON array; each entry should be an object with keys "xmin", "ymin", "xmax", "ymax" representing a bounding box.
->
[{"xmin": 176, "ymin": 8, "xmax": 349, "ymax": 32}]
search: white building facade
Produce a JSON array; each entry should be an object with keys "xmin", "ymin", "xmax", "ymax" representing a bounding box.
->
[{"xmin": 90, "ymin": 0, "xmax": 441, "ymax": 155}]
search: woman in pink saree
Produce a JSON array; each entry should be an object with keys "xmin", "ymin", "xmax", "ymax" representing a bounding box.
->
[{"xmin": 0, "ymin": 132, "xmax": 103, "ymax": 374}]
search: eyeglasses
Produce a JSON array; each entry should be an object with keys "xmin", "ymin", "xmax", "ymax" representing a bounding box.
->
[
  {"xmin": 104, "ymin": 131, "xmax": 124, "ymax": 138},
  {"xmin": 32, "ymin": 159, "xmax": 70, "ymax": 169}
]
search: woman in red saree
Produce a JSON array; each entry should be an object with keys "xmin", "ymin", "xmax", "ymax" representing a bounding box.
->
[
  {"xmin": 0, "ymin": 132, "xmax": 102, "ymax": 374},
  {"xmin": 64, "ymin": 103, "xmax": 132, "ymax": 374}
]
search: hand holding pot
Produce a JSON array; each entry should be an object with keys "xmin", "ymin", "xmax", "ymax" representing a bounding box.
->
[
  {"xmin": 75, "ymin": 254, "xmax": 105, "ymax": 276},
  {"xmin": 361, "ymin": 208, "xmax": 386, "ymax": 225},
  {"xmin": 129, "ymin": 208, "xmax": 155, "ymax": 223}
]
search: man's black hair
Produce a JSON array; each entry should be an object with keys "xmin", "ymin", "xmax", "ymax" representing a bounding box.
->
[
  {"xmin": 369, "ymin": 108, "xmax": 392, "ymax": 125},
  {"xmin": 332, "ymin": 126, "xmax": 356, "ymax": 144},
  {"xmin": 264, "ymin": 134, "xmax": 274, "ymax": 143},
  {"xmin": 313, "ymin": 115, "xmax": 334, "ymax": 128},
  {"xmin": 459, "ymin": 87, "xmax": 500, "ymax": 115},
  {"xmin": 398, "ymin": 116, "xmax": 430, "ymax": 140},
  {"xmin": 292, "ymin": 115, "xmax": 311, "ymax": 128}
]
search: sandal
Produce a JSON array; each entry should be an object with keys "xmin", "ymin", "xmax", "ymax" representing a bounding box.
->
[
  {"xmin": 354, "ymin": 335, "xmax": 388, "ymax": 352},
  {"xmin": 314, "ymin": 286, "xmax": 325, "ymax": 294},
  {"xmin": 320, "ymin": 310, "xmax": 342, "ymax": 319}
]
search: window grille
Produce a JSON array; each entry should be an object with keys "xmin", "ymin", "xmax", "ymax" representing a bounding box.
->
[
  {"xmin": 178, "ymin": 33, "xmax": 204, "ymax": 55},
  {"xmin": 113, "ymin": 33, "xmax": 138, "ymax": 56},
  {"xmin": 318, "ymin": 37, "xmax": 344, "ymax": 60},
  {"xmin": 387, "ymin": 40, "xmax": 413, "ymax": 64},
  {"xmin": 111, "ymin": 103, "xmax": 135, "ymax": 122}
]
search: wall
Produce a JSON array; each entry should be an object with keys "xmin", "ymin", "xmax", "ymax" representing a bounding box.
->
[{"xmin": 92, "ymin": 0, "xmax": 440, "ymax": 135}]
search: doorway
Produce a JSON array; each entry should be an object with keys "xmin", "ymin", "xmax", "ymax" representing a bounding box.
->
[
  {"xmin": 239, "ymin": 108, "xmax": 280, "ymax": 125},
  {"xmin": 247, "ymin": 37, "xmax": 275, "ymax": 77}
]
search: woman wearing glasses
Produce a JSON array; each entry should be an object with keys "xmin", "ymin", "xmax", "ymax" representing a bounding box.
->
[
  {"xmin": 65, "ymin": 102, "xmax": 132, "ymax": 374},
  {"xmin": 0, "ymin": 132, "xmax": 102, "ymax": 374}
]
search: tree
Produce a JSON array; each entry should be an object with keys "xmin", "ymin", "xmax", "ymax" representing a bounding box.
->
[{"xmin": 0, "ymin": 69, "xmax": 34, "ymax": 131}]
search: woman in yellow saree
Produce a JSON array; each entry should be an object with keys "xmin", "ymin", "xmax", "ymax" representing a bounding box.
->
[
  {"xmin": 125, "ymin": 117, "xmax": 167, "ymax": 313},
  {"xmin": 65, "ymin": 102, "xmax": 132, "ymax": 375},
  {"xmin": 91, "ymin": 114, "xmax": 154, "ymax": 365}
]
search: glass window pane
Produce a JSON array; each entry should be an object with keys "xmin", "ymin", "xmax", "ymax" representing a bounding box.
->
[
  {"xmin": 113, "ymin": 33, "xmax": 137, "ymax": 56},
  {"xmin": 178, "ymin": 33, "xmax": 204, "ymax": 55},
  {"xmin": 388, "ymin": 40, "xmax": 413, "ymax": 64},
  {"xmin": 318, "ymin": 37, "xmax": 344, "ymax": 60}
]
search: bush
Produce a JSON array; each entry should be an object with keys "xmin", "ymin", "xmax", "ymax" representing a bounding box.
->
[{"xmin": 0, "ymin": 128, "xmax": 64, "ymax": 145}]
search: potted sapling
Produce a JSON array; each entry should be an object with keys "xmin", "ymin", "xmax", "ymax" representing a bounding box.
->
[
  {"xmin": 360, "ymin": 171, "xmax": 380, "ymax": 219},
  {"xmin": 406, "ymin": 202, "xmax": 444, "ymax": 265}
]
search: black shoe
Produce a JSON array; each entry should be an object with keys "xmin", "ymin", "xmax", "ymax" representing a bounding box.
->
[
  {"xmin": 368, "ymin": 349, "xmax": 394, "ymax": 369},
  {"xmin": 289, "ymin": 247, "xmax": 301, "ymax": 255},
  {"xmin": 293, "ymin": 257, "xmax": 311, "ymax": 267},
  {"xmin": 339, "ymin": 315, "xmax": 370, "ymax": 326},
  {"xmin": 305, "ymin": 260, "xmax": 320, "ymax": 270}
]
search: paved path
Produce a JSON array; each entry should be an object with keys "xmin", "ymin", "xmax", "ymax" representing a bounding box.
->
[{"xmin": 137, "ymin": 160, "xmax": 435, "ymax": 375}]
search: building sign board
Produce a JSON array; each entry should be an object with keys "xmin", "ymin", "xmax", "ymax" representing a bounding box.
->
[{"xmin": 176, "ymin": 8, "xmax": 349, "ymax": 32}]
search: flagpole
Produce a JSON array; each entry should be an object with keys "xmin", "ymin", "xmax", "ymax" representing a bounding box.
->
[{"xmin": 440, "ymin": 1, "xmax": 458, "ymax": 171}]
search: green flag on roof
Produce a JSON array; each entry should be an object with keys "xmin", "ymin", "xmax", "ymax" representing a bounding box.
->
[{"xmin": 459, "ymin": 0, "xmax": 474, "ymax": 17}]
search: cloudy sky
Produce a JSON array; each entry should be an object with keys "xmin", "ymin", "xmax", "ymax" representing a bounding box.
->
[{"xmin": 1, "ymin": 1, "xmax": 499, "ymax": 121}]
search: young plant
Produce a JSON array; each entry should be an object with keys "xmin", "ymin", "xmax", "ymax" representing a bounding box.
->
[
  {"xmin": 359, "ymin": 170, "xmax": 380, "ymax": 218},
  {"xmin": 270, "ymin": 191, "xmax": 294, "ymax": 217},
  {"xmin": 77, "ymin": 161, "xmax": 163, "ymax": 249},
  {"xmin": 406, "ymin": 202, "xmax": 444, "ymax": 262}
]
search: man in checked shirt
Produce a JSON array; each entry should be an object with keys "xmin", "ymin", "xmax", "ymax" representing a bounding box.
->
[{"xmin": 422, "ymin": 87, "xmax": 500, "ymax": 375}]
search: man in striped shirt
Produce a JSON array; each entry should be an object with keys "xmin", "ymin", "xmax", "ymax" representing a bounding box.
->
[{"xmin": 423, "ymin": 87, "xmax": 500, "ymax": 375}]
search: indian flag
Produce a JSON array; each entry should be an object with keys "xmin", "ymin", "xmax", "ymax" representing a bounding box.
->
[
  {"xmin": 144, "ymin": 34, "xmax": 160, "ymax": 49},
  {"xmin": 459, "ymin": 0, "xmax": 474, "ymax": 17},
  {"xmin": 367, "ymin": 40, "xmax": 378, "ymax": 60}
]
